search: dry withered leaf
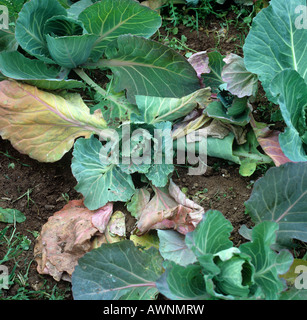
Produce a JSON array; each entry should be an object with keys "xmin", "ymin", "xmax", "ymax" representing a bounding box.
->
[
  {"xmin": 136, "ymin": 180, "xmax": 204, "ymax": 235},
  {"xmin": 34, "ymin": 200, "xmax": 113, "ymax": 281},
  {"xmin": 250, "ymin": 115, "xmax": 293, "ymax": 167}
]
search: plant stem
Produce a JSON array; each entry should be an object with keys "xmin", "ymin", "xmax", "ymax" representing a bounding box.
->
[
  {"xmin": 74, "ymin": 68, "xmax": 129, "ymax": 109},
  {"xmin": 74, "ymin": 68, "xmax": 108, "ymax": 97}
]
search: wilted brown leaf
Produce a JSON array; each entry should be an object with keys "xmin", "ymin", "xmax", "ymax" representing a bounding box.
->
[
  {"xmin": 34, "ymin": 200, "xmax": 113, "ymax": 281},
  {"xmin": 250, "ymin": 116, "xmax": 293, "ymax": 166},
  {"xmin": 136, "ymin": 180, "xmax": 204, "ymax": 235}
]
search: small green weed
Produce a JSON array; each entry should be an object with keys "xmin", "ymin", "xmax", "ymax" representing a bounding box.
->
[
  {"xmin": 256, "ymin": 102, "xmax": 283, "ymax": 124},
  {"xmin": 0, "ymin": 150, "xmax": 31, "ymax": 167},
  {"xmin": 161, "ymin": 0, "xmax": 254, "ymax": 34},
  {"xmin": 157, "ymin": 28, "xmax": 197, "ymax": 57},
  {"xmin": 0, "ymin": 225, "xmax": 69, "ymax": 300},
  {"xmin": 0, "ymin": 226, "xmax": 31, "ymax": 265}
]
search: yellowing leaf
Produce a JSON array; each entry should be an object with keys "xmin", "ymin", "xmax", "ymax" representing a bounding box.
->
[
  {"xmin": 105, "ymin": 211, "xmax": 126, "ymax": 243},
  {"xmin": 130, "ymin": 233, "xmax": 160, "ymax": 250},
  {"xmin": 0, "ymin": 80, "xmax": 107, "ymax": 162},
  {"xmin": 280, "ymin": 259, "xmax": 307, "ymax": 286}
]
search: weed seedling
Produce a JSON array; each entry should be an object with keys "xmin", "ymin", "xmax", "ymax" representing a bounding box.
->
[
  {"xmin": 0, "ymin": 151, "xmax": 31, "ymax": 167},
  {"xmin": 61, "ymin": 193, "xmax": 70, "ymax": 204}
]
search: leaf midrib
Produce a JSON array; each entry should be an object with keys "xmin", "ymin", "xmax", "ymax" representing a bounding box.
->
[
  {"xmin": 93, "ymin": 10, "xmax": 141, "ymax": 46},
  {"xmin": 101, "ymin": 59, "xmax": 194, "ymax": 79},
  {"xmin": 22, "ymin": 86, "xmax": 105, "ymax": 134}
]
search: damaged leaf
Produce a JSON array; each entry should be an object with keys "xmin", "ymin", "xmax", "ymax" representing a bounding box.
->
[
  {"xmin": 105, "ymin": 211, "xmax": 126, "ymax": 243},
  {"xmin": 222, "ymin": 53, "xmax": 258, "ymax": 98},
  {"xmin": 201, "ymin": 51, "xmax": 225, "ymax": 92},
  {"xmin": 127, "ymin": 188, "xmax": 151, "ymax": 219},
  {"xmin": 134, "ymin": 88, "xmax": 211, "ymax": 124},
  {"xmin": 34, "ymin": 200, "xmax": 113, "ymax": 281},
  {"xmin": 250, "ymin": 116, "xmax": 293, "ymax": 166},
  {"xmin": 135, "ymin": 180, "xmax": 204, "ymax": 235},
  {"xmin": 130, "ymin": 233, "xmax": 160, "ymax": 250},
  {"xmin": 172, "ymin": 110, "xmax": 211, "ymax": 140},
  {"xmin": 188, "ymin": 51, "xmax": 210, "ymax": 87},
  {"xmin": 0, "ymin": 81, "xmax": 107, "ymax": 162}
]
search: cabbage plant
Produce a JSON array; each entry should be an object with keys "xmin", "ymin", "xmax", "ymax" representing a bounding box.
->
[
  {"xmin": 72, "ymin": 210, "xmax": 296, "ymax": 300},
  {"xmin": 71, "ymin": 162, "xmax": 307, "ymax": 300},
  {"xmin": 0, "ymin": 0, "xmax": 274, "ymax": 210},
  {"xmin": 0, "ymin": 0, "xmax": 204, "ymax": 208},
  {"xmin": 243, "ymin": 0, "xmax": 307, "ymax": 162},
  {"xmin": 0, "ymin": 0, "xmax": 200, "ymax": 96}
]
